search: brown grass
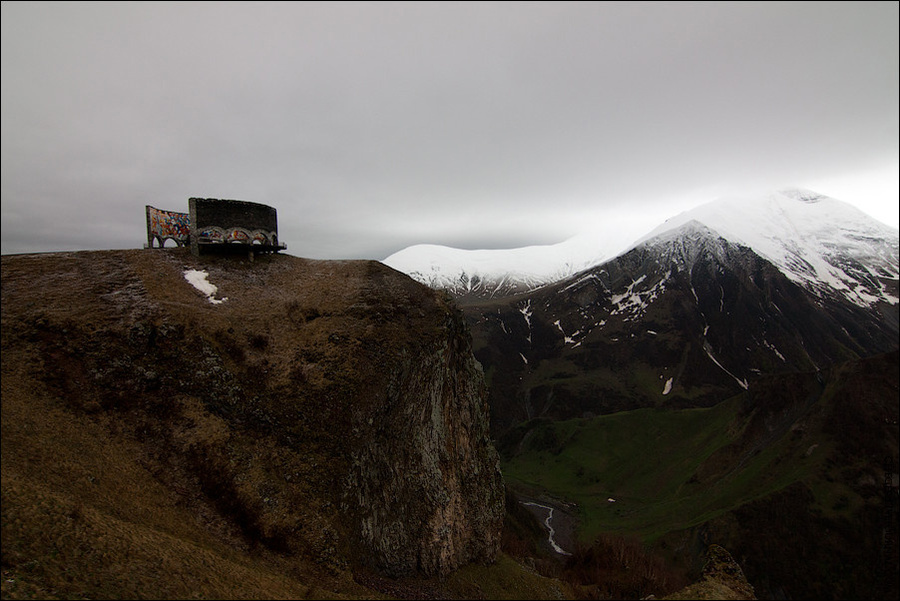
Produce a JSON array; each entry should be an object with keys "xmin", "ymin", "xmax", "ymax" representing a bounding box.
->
[{"xmin": 558, "ymin": 534, "xmax": 691, "ymax": 600}]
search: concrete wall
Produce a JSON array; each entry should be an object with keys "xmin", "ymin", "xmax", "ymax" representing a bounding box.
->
[{"xmin": 188, "ymin": 198, "xmax": 284, "ymax": 256}]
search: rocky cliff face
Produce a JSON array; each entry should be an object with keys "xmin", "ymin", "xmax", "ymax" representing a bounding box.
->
[
  {"xmin": 1, "ymin": 249, "xmax": 503, "ymax": 580},
  {"xmin": 342, "ymin": 296, "xmax": 504, "ymax": 576}
]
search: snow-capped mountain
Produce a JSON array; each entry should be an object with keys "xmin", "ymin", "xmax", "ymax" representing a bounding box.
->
[
  {"xmin": 459, "ymin": 189, "xmax": 899, "ymax": 435},
  {"xmin": 382, "ymin": 230, "xmax": 636, "ymax": 299},
  {"xmin": 633, "ymin": 188, "xmax": 899, "ymax": 309}
]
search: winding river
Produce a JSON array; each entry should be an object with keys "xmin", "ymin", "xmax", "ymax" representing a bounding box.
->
[{"xmin": 520, "ymin": 501, "xmax": 572, "ymax": 556}]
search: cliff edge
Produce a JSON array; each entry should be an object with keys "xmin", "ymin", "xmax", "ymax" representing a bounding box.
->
[{"xmin": 1, "ymin": 249, "xmax": 505, "ymax": 597}]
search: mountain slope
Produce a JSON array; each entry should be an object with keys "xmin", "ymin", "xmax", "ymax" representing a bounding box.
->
[
  {"xmin": 386, "ymin": 189, "xmax": 899, "ymax": 311},
  {"xmin": 464, "ymin": 211, "xmax": 898, "ymax": 436},
  {"xmin": 499, "ymin": 350, "xmax": 899, "ymax": 600}
]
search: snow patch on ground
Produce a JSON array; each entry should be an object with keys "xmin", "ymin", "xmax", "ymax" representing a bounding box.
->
[
  {"xmin": 608, "ymin": 274, "xmax": 669, "ymax": 321},
  {"xmin": 184, "ymin": 269, "xmax": 227, "ymax": 304},
  {"xmin": 703, "ymin": 342, "xmax": 748, "ymax": 390},
  {"xmin": 554, "ymin": 319, "xmax": 582, "ymax": 347},
  {"xmin": 519, "ymin": 300, "xmax": 533, "ymax": 343},
  {"xmin": 763, "ymin": 339, "xmax": 786, "ymax": 362},
  {"xmin": 662, "ymin": 377, "xmax": 673, "ymax": 395}
]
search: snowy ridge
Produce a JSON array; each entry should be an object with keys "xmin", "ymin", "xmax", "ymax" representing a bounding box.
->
[
  {"xmin": 382, "ymin": 231, "xmax": 630, "ymax": 297},
  {"xmin": 632, "ymin": 189, "xmax": 900, "ymax": 308}
]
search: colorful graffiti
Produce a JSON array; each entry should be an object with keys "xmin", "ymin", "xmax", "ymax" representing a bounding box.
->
[
  {"xmin": 197, "ymin": 226, "xmax": 274, "ymax": 245},
  {"xmin": 146, "ymin": 206, "xmax": 190, "ymax": 247},
  {"xmin": 198, "ymin": 227, "xmax": 224, "ymax": 243},
  {"xmin": 227, "ymin": 228, "xmax": 250, "ymax": 243}
]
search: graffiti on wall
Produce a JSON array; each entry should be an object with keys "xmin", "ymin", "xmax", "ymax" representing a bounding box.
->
[
  {"xmin": 147, "ymin": 206, "xmax": 190, "ymax": 247},
  {"xmin": 197, "ymin": 226, "xmax": 274, "ymax": 245}
]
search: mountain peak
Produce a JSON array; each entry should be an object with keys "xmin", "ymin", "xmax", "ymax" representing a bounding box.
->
[
  {"xmin": 776, "ymin": 187, "xmax": 827, "ymax": 203},
  {"xmin": 633, "ymin": 189, "xmax": 899, "ymax": 308}
]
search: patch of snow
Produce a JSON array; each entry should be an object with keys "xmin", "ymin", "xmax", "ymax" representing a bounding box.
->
[
  {"xmin": 608, "ymin": 274, "xmax": 667, "ymax": 320},
  {"xmin": 184, "ymin": 269, "xmax": 227, "ymax": 305},
  {"xmin": 763, "ymin": 339, "xmax": 786, "ymax": 362},
  {"xmin": 554, "ymin": 319, "xmax": 581, "ymax": 346},
  {"xmin": 519, "ymin": 300, "xmax": 533, "ymax": 343},
  {"xmin": 662, "ymin": 377, "xmax": 673, "ymax": 395},
  {"xmin": 703, "ymin": 342, "xmax": 749, "ymax": 390}
]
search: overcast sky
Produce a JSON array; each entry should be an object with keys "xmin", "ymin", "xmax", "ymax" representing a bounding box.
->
[{"xmin": 2, "ymin": 1, "xmax": 898, "ymax": 260}]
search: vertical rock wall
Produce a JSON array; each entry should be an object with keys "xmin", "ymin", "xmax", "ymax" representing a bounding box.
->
[{"xmin": 343, "ymin": 308, "xmax": 505, "ymax": 576}]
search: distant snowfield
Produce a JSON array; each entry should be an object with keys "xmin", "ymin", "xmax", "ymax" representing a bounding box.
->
[
  {"xmin": 184, "ymin": 269, "xmax": 227, "ymax": 304},
  {"xmin": 382, "ymin": 228, "xmax": 639, "ymax": 294}
]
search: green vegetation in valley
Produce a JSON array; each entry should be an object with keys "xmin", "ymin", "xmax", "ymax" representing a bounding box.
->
[{"xmin": 499, "ymin": 394, "xmax": 833, "ymax": 544}]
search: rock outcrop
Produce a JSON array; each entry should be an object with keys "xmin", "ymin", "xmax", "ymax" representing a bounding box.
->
[
  {"xmin": 665, "ymin": 544, "xmax": 756, "ymax": 600},
  {"xmin": 343, "ymin": 307, "xmax": 505, "ymax": 576}
]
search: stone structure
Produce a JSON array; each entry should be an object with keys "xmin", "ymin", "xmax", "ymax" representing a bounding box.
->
[
  {"xmin": 188, "ymin": 197, "xmax": 286, "ymax": 257},
  {"xmin": 145, "ymin": 198, "xmax": 286, "ymax": 258}
]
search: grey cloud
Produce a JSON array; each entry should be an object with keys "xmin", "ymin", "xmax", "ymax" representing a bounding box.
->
[{"xmin": 2, "ymin": 2, "xmax": 897, "ymax": 259}]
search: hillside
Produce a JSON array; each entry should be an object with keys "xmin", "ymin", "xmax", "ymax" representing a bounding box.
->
[
  {"xmin": 499, "ymin": 350, "xmax": 899, "ymax": 599},
  {"xmin": 1, "ymin": 248, "xmax": 563, "ymax": 599},
  {"xmin": 461, "ymin": 209, "xmax": 898, "ymax": 433}
]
